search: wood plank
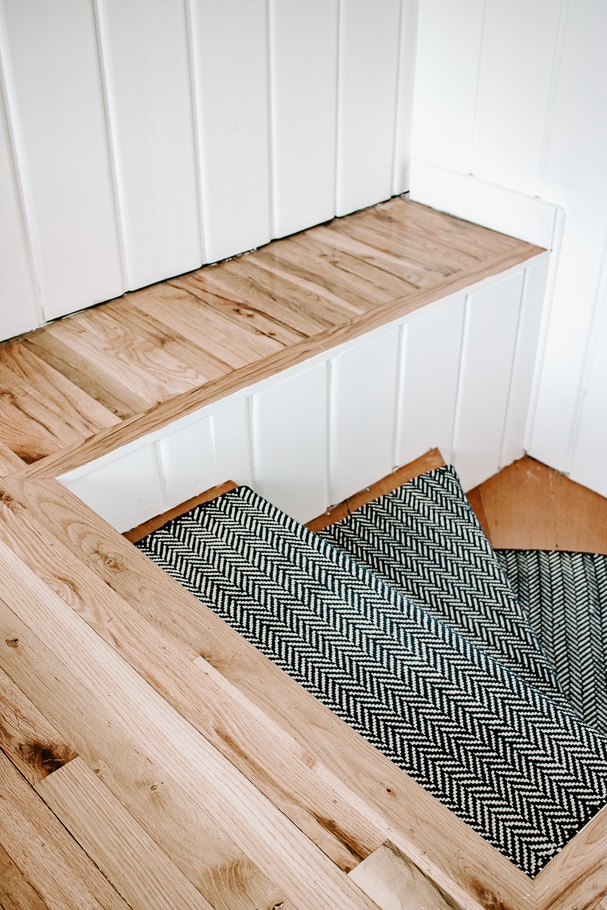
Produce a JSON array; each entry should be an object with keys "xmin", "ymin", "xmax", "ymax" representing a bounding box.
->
[
  {"xmin": 127, "ymin": 280, "xmax": 284, "ymax": 368},
  {"xmin": 198, "ymin": 256, "xmax": 347, "ymax": 332},
  {"xmin": 0, "ymin": 749, "xmax": 128, "ymax": 910},
  {"xmin": 0, "ymin": 484, "xmax": 381, "ymax": 874},
  {"xmin": 102, "ymin": 299, "xmax": 235, "ymax": 383},
  {"xmin": 5, "ymin": 475, "xmax": 533, "ymax": 910},
  {"xmin": 36, "ymin": 758, "xmax": 215, "ymax": 910},
  {"xmin": 348, "ymin": 841, "xmax": 463, "ymax": 910},
  {"xmin": 175, "ymin": 270, "xmax": 310, "ymax": 346},
  {"xmin": 1, "ymin": 342, "xmax": 119, "ymax": 433},
  {"xmin": 0, "ymin": 666, "xmax": 77, "ymax": 785},
  {"xmin": 0, "ymin": 592, "xmax": 292, "ymax": 910},
  {"xmin": 533, "ymin": 804, "xmax": 607, "ymax": 910},
  {"xmin": 307, "ymin": 448, "xmax": 445, "ymax": 531},
  {"xmin": 0, "ymin": 439, "xmax": 26, "ymax": 477},
  {"xmin": 0, "ymin": 539, "xmax": 379, "ymax": 910},
  {"xmin": 0, "ymin": 841, "xmax": 50, "ymax": 910},
  {"xmin": 45, "ymin": 307, "xmax": 207, "ymax": 407},
  {"xmin": 23, "ymin": 332, "xmax": 144, "ymax": 420}
]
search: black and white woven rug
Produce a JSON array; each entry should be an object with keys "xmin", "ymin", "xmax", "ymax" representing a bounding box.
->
[
  {"xmin": 318, "ymin": 466, "xmax": 564, "ymax": 702},
  {"xmin": 136, "ymin": 483, "xmax": 607, "ymax": 877},
  {"xmin": 496, "ymin": 549, "xmax": 607, "ymax": 734}
]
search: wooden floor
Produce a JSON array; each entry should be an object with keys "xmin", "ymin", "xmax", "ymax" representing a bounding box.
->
[{"xmin": 1, "ymin": 200, "xmax": 607, "ymax": 910}]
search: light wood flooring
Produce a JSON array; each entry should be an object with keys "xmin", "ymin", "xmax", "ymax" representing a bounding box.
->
[{"xmin": 1, "ymin": 200, "xmax": 606, "ymax": 910}]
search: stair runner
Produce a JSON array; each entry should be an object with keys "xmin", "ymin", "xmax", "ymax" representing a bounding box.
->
[
  {"xmin": 136, "ymin": 469, "xmax": 607, "ymax": 878},
  {"xmin": 496, "ymin": 549, "xmax": 607, "ymax": 734}
]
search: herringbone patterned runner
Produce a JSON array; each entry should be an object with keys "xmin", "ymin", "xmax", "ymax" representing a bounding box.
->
[
  {"xmin": 319, "ymin": 465, "xmax": 564, "ymax": 702},
  {"xmin": 137, "ymin": 484, "xmax": 607, "ymax": 877},
  {"xmin": 497, "ymin": 550, "xmax": 607, "ymax": 734}
]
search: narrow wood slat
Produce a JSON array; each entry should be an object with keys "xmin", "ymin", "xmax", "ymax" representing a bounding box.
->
[
  {"xmin": 175, "ymin": 271, "xmax": 309, "ymax": 345},
  {"xmin": 46, "ymin": 307, "xmax": 208, "ymax": 406},
  {"xmin": 0, "ymin": 749, "xmax": 129, "ymax": 910},
  {"xmin": 0, "ymin": 541, "xmax": 379, "ymax": 910},
  {"xmin": 127, "ymin": 281, "xmax": 284, "ymax": 368},
  {"xmin": 282, "ymin": 229, "xmax": 418, "ymax": 303},
  {"xmin": 0, "ymin": 439, "xmax": 26, "ymax": 477},
  {"xmin": 204, "ymin": 254, "xmax": 363, "ymax": 329},
  {"xmin": 36, "ymin": 757, "xmax": 214, "ymax": 910},
  {"xmin": 2, "ymin": 342, "xmax": 119, "ymax": 433},
  {"xmin": 348, "ymin": 842, "xmax": 462, "ymax": 910},
  {"xmin": 310, "ymin": 223, "xmax": 453, "ymax": 290},
  {"xmin": 0, "ymin": 666, "xmax": 77, "ymax": 785},
  {"xmin": 5, "ymin": 475, "xmax": 532, "ymax": 910},
  {"xmin": 102, "ymin": 299, "xmax": 235, "ymax": 383},
  {"xmin": 0, "ymin": 486, "xmax": 381, "ymax": 874},
  {"xmin": 0, "ymin": 842, "xmax": 50, "ymax": 910},
  {"xmin": 22, "ymin": 333, "xmax": 144, "ymax": 420},
  {"xmin": 533, "ymin": 804, "xmax": 607, "ymax": 910},
  {"xmin": 307, "ymin": 448, "xmax": 445, "ymax": 531}
]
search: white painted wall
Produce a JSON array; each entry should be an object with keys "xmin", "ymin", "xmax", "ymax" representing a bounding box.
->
[
  {"xmin": 61, "ymin": 255, "xmax": 548, "ymax": 531},
  {"xmin": 0, "ymin": 0, "xmax": 416, "ymax": 334},
  {"xmin": 410, "ymin": 0, "xmax": 607, "ymax": 496}
]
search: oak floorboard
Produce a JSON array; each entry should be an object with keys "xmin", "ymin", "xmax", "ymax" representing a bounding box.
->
[
  {"xmin": 348, "ymin": 842, "xmax": 462, "ymax": 910},
  {"xmin": 198, "ymin": 256, "xmax": 346, "ymax": 332},
  {"xmin": 0, "ymin": 749, "xmax": 129, "ymax": 910},
  {"xmin": 1, "ymin": 342, "xmax": 119, "ymax": 434},
  {"xmin": 0, "ymin": 842, "xmax": 50, "ymax": 910},
  {"xmin": 0, "ymin": 485, "xmax": 380, "ymax": 874},
  {"xmin": 0, "ymin": 440, "xmax": 25, "ymax": 476},
  {"xmin": 4, "ymin": 475, "xmax": 532, "ymax": 910},
  {"xmin": 48, "ymin": 307, "xmax": 208, "ymax": 405},
  {"xmin": 176, "ymin": 271, "xmax": 309, "ymax": 346},
  {"xmin": 37, "ymin": 758, "xmax": 215, "ymax": 910},
  {"xmin": 127, "ymin": 280, "xmax": 285, "ymax": 368},
  {"xmin": 0, "ymin": 541, "xmax": 378, "ymax": 910},
  {"xmin": 0, "ymin": 666, "xmax": 77, "ymax": 786}
]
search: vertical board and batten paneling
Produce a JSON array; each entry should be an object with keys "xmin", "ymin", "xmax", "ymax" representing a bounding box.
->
[
  {"xmin": 500, "ymin": 255, "xmax": 550, "ymax": 467},
  {"xmin": 251, "ymin": 363, "xmax": 329, "ymax": 523},
  {"xmin": 336, "ymin": 0, "xmax": 402, "ymax": 216},
  {"xmin": 412, "ymin": 0, "xmax": 607, "ymax": 498},
  {"xmin": 411, "ymin": 0, "xmax": 485, "ymax": 175},
  {"xmin": 157, "ymin": 415, "xmax": 217, "ymax": 513},
  {"xmin": 568, "ymin": 294, "xmax": 607, "ymax": 499},
  {"xmin": 60, "ymin": 260, "xmax": 548, "ymax": 532},
  {"xmin": 395, "ymin": 295, "xmax": 466, "ymax": 468},
  {"xmin": 472, "ymin": 0, "xmax": 562, "ymax": 196},
  {"xmin": 190, "ymin": 0, "xmax": 271, "ymax": 264},
  {"xmin": 269, "ymin": 0, "xmax": 339, "ymax": 239},
  {"xmin": 0, "ymin": 0, "xmax": 123, "ymax": 322},
  {"xmin": 451, "ymin": 270, "xmax": 524, "ymax": 492},
  {"xmin": 0, "ymin": 75, "xmax": 39, "ymax": 338},
  {"xmin": 391, "ymin": 0, "xmax": 419, "ymax": 196},
  {"xmin": 329, "ymin": 328, "xmax": 401, "ymax": 505},
  {"xmin": 527, "ymin": 0, "xmax": 607, "ymax": 474},
  {"xmin": 96, "ymin": 0, "xmax": 201, "ymax": 289},
  {"xmin": 0, "ymin": 0, "xmax": 416, "ymax": 339}
]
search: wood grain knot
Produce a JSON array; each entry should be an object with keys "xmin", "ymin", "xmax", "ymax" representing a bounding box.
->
[
  {"xmin": 19, "ymin": 740, "xmax": 76, "ymax": 779},
  {"xmin": 5, "ymin": 637, "xmax": 19, "ymax": 648}
]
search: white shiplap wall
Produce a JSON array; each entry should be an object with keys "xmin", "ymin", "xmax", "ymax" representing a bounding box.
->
[
  {"xmin": 410, "ymin": 0, "xmax": 607, "ymax": 498},
  {"xmin": 61, "ymin": 254, "xmax": 548, "ymax": 531},
  {"xmin": 0, "ymin": 0, "xmax": 417, "ymax": 332}
]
